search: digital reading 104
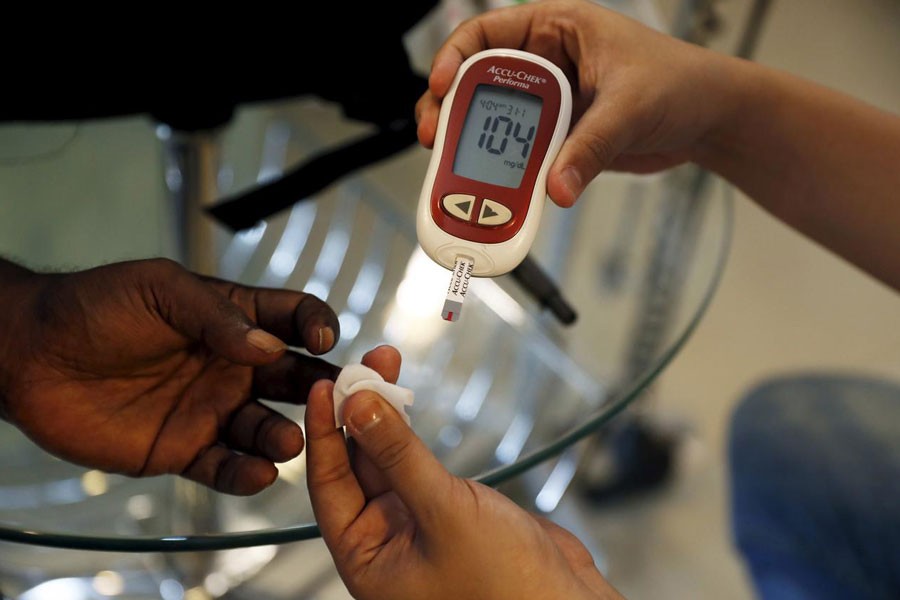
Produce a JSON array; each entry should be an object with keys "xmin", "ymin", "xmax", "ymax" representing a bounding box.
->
[{"xmin": 453, "ymin": 85, "xmax": 543, "ymax": 189}]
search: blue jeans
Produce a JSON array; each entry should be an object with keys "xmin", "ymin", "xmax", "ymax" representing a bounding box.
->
[{"xmin": 729, "ymin": 374, "xmax": 900, "ymax": 600}]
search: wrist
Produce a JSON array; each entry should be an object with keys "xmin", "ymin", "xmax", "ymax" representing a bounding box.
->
[{"xmin": 691, "ymin": 53, "xmax": 766, "ymax": 176}]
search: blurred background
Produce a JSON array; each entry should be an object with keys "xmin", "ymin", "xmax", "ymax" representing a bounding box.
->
[{"xmin": 0, "ymin": 0, "xmax": 898, "ymax": 598}]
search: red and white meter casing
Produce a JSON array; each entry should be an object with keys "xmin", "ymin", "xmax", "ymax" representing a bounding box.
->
[{"xmin": 417, "ymin": 49, "xmax": 572, "ymax": 277}]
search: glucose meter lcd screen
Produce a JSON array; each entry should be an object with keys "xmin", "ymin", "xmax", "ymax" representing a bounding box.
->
[{"xmin": 452, "ymin": 85, "xmax": 543, "ymax": 189}]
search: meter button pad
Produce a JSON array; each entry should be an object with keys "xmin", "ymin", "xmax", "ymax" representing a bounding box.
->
[
  {"xmin": 442, "ymin": 194, "xmax": 476, "ymax": 221},
  {"xmin": 477, "ymin": 199, "xmax": 513, "ymax": 227}
]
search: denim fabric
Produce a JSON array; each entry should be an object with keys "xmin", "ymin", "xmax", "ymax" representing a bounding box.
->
[{"xmin": 729, "ymin": 374, "xmax": 900, "ymax": 600}]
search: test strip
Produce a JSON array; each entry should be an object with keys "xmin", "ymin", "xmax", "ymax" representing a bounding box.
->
[{"xmin": 442, "ymin": 256, "xmax": 475, "ymax": 322}]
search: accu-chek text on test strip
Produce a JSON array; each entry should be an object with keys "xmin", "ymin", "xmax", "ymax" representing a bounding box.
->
[{"xmin": 441, "ymin": 256, "xmax": 474, "ymax": 322}]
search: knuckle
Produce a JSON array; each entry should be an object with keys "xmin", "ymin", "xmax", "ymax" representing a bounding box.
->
[
  {"xmin": 414, "ymin": 96, "xmax": 425, "ymax": 121},
  {"xmin": 529, "ymin": 25, "xmax": 560, "ymax": 48},
  {"xmin": 296, "ymin": 292, "xmax": 326, "ymax": 317},
  {"xmin": 220, "ymin": 280, "xmax": 250, "ymax": 306},
  {"xmin": 253, "ymin": 412, "xmax": 279, "ymax": 450},
  {"xmin": 333, "ymin": 529, "xmax": 380, "ymax": 588},
  {"xmin": 456, "ymin": 14, "xmax": 480, "ymax": 32},
  {"xmin": 212, "ymin": 453, "xmax": 240, "ymax": 493},
  {"xmin": 144, "ymin": 257, "xmax": 183, "ymax": 279},
  {"xmin": 334, "ymin": 525, "xmax": 370, "ymax": 563},
  {"xmin": 574, "ymin": 130, "xmax": 617, "ymax": 170},
  {"xmin": 310, "ymin": 458, "xmax": 354, "ymax": 487},
  {"xmin": 133, "ymin": 258, "xmax": 183, "ymax": 315},
  {"xmin": 373, "ymin": 436, "xmax": 413, "ymax": 472}
]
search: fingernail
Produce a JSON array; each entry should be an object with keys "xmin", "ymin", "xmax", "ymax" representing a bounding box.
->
[
  {"xmin": 317, "ymin": 326, "xmax": 335, "ymax": 353},
  {"xmin": 246, "ymin": 328, "xmax": 287, "ymax": 354},
  {"xmin": 347, "ymin": 394, "xmax": 383, "ymax": 435},
  {"xmin": 559, "ymin": 166, "xmax": 583, "ymax": 201}
]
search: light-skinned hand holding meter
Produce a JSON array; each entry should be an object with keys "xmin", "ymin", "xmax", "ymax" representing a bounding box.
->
[{"xmin": 416, "ymin": 49, "xmax": 572, "ymax": 321}]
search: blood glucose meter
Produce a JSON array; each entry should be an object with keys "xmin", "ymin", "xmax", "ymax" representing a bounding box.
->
[{"xmin": 417, "ymin": 48, "xmax": 572, "ymax": 282}]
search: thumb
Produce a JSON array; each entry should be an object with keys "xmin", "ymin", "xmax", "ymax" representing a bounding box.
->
[
  {"xmin": 547, "ymin": 99, "xmax": 633, "ymax": 207},
  {"xmin": 344, "ymin": 390, "xmax": 453, "ymax": 525},
  {"xmin": 148, "ymin": 259, "xmax": 286, "ymax": 365}
]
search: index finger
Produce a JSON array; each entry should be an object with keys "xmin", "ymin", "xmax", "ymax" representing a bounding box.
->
[
  {"xmin": 430, "ymin": 5, "xmax": 538, "ymax": 98},
  {"xmin": 419, "ymin": 5, "xmax": 538, "ymax": 149},
  {"xmin": 426, "ymin": 2, "xmax": 581, "ymax": 154},
  {"xmin": 206, "ymin": 278, "xmax": 340, "ymax": 355}
]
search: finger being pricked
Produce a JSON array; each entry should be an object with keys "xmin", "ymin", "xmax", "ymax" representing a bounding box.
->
[
  {"xmin": 252, "ymin": 350, "xmax": 341, "ymax": 403},
  {"xmin": 429, "ymin": 3, "xmax": 539, "ymax": 98},
  {"xmin": 361, "ymin": 345, "xmax": 401, "ymax": 384}
]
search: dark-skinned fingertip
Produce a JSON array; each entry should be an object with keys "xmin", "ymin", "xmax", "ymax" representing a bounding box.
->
[
  {"xmin": 267, "ymin": 422, "xmax": 304, "ymax": 462},
  {"xmin": 317, "ymin": 326, "xmax": 335, "ymax": 354},
  {"xmin": 263, "ymin": 464, "xmax": 279, "ymax": 488},
  {"xmin": 247, "ymin": 328, "xmax": 287, "ymax": 354},
  {"xmin": 308, "ymin": 357, "xmax": 342, "ymax": 386},
  {"xmin": 243, "ymin": 464, "xmax": 278, "ymax": 496}
]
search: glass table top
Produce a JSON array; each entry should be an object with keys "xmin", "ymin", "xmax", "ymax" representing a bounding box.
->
[{"xmin": 0, "ymin": 99, "xmax": 732, "ymax": 554}]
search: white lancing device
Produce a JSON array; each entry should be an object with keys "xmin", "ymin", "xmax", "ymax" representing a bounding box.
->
[{"xmin": 417, "ymin": 49, "xmax": 573, "ymax": 280}]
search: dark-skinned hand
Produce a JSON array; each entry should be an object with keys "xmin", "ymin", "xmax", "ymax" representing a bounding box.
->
[{"xmin": 0, "ymin": 258, "xmax": 340, "ymax": 495}]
